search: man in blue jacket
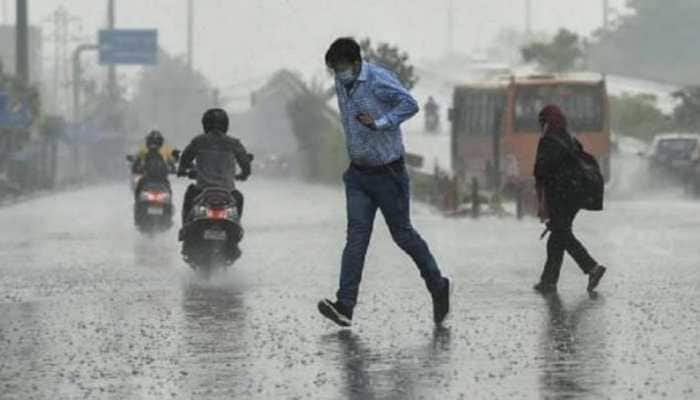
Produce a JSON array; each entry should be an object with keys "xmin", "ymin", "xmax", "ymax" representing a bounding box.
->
[{"xmin": 317, "ymin": 38, "xmax": 451, "ymax": 327}]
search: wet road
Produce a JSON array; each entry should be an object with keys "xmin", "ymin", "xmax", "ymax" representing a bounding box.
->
[{"xmin": 0, "ymin": 176, "xmax": 699, "ymax": 399}]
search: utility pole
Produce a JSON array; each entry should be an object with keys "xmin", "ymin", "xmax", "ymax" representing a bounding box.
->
[
  {"xmin": 525, "ymin": 0, "xmax": 532, "ymax": 37},
  {"xmin": 446, "ymin": 0, "xmax": 454, "ymax": 56},
  {"xmin": 603, "ymin": 0, "xmax": 609, "ymax": 31},
  {"xmin": 44, "ymin": 6, "xmax": 81, "ymax": 116},
  {"xmin": 72, "ymin": 43, "xmax": 97, "ymax": 123},
  {"xmin": 15, "ymin": 0, "xmax": 28, "ymax": 85},
  {"xmin": 107, "ymin": 0, "xmax": 116, "ymax": 101},
  {"xmin": 187, "ymin": 0, "xmax": 193, "ymax": 70}
]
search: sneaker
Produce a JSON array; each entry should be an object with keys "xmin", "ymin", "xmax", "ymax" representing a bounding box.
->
[
  {"xmin": 533, "ymin": 281, "xmax": 557, "ymax": 294},
  {"xmin": 432, "ymin": 277, "xmax": 451, "ymax": 325},
  {"xmin": 587, "ymin": 265, "xmax": 606, "ymax": 292},
  {"xmin": 318, "ymin": 299, "xmax": 352, "ymax": 327}
]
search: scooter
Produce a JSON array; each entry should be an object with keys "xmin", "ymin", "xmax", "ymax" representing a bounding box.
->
[
  {"xmin": 126, "ymin": 153, "xmax": 179, "ymax": 234},
  {"xmin": 178, "ymin": 169, "xmax": 244, "ymax": 273}
]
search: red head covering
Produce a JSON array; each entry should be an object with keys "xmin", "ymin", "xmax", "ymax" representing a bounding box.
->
[{"xmin": 538, "ymin": 104, "xmax": 567, "ymax": 133}]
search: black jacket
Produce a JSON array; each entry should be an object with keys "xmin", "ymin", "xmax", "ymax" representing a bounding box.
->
[
  {"xmin": 178, "ymin": 131, "xmax": 251, "ymax": 191},
  {"xmin": 534, "ymin": 129, "xmax": 582, "ymax": 207}
]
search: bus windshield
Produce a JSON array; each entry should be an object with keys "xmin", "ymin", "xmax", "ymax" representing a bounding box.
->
[{"xmin": 514, "ymin": 84, "xmax": 604, "ymax": 133}]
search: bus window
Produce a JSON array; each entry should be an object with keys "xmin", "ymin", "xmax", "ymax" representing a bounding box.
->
[
  {"xmin": 514, "ymin": 84, "xmax": 604, "ymax": 133},
  {"xmin": 457, "ymin": 90, "xmax": 505, "ymax": 136}
]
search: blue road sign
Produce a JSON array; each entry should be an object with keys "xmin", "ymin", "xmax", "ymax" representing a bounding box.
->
[
  {"xmin": 0, "ymin": 93, "xmax": 32, "ymax": 129},
  {"xmin": 99, "ymin": 29, "xmax": 158, "ymax": 65}
]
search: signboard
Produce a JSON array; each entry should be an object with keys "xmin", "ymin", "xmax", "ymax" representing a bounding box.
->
[
  {"xmin": 99, "ymin": 29, "xmax": 158, "ymax": 65},
  {"xmin": 0, "ymin": 93, "xmax": 32, "ymax": 129}
]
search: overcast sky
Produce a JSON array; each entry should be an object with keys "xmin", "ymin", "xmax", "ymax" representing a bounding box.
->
[{"xmin": 3, "ymin": 0, "xmax": 628, "ymax": 90}]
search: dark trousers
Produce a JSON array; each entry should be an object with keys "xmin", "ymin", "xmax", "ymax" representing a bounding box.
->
[
  {"xmin": 337, "ymin": 166, "xmax": 446, "ymax": 310},
  {"xmin": 540, "ymin": 204, "xmax": 598, "ymax": 285},
  {"xmin": 182, "ymin": 184, "xmax": 244, "ymax": 224}
]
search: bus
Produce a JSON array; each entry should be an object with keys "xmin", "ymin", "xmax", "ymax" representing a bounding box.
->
[{"xmin": 449, "ymin": 75, "xmax": 611, "ymax": 200}]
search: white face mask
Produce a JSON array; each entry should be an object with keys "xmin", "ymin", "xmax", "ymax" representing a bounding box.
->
[{"xmin": 336, "ymin": 68, "xmax": 356, "ymax": 85}]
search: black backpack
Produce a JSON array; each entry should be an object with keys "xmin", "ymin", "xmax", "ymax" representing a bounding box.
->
[
  {"xmin": 142, "ymin": 150, "xmax": 170, "ymax": 182},
  {"xmin": 547, "ymin": 134, "xmax": 604, "ymax": 211}
]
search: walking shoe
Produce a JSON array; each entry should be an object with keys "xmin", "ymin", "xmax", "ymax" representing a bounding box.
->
[
  {"xmin": 587, "ymin": 265, "xmax": 606, "ymax": 292},
  {"xmin": 318, "ymin": 299, "xmax": 352, "ymax": 327},
  {"xmin": 533, "ymin": 281, "xmax": 557, "ymax": 294},
  {"xmin": 432, "ymin": 277, "xmax": 451, "ymax": 325}
]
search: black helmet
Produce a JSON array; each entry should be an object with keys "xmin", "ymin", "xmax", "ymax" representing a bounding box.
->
[
  {"xmin": 145, "ymin": 130, "xmax": 164, "ymax": 149},
  {"xmin": 202, "ymin": 108, "xmax": 229, "ymax": 133}
]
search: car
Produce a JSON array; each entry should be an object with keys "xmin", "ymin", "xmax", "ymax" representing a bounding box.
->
[
  {"xmin": 646, "ymin": 133, "xmax": 700, "ymax": 193},
  {"xmin": 647, "ymin": 133, "xmax": 700, "ymax": 170}
]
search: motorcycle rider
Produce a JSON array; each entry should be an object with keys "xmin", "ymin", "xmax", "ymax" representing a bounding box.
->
[
  {"xmin": 177, "ymin": 108, "xmax": 252, "ymax": 232},
  {"xmin": 131, "ymin": 130, "xmax": 176, "ymax": 195}
]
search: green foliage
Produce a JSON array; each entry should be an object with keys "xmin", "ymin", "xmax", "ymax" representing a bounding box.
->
[
  {"xmin": 286, "ymin": 92, "xmax": 347, "ymax": 184},
  {"xmin": 671, "ymin": 86, "xmax": 700, "ymax": 131},
  {"xmin": 609, "ymin": 93, "xmax": 670, "ymax": 141},
  {"xmin": 521, "ymin": 29, "xmax": 583, "ymax": 73},
  {"xmin": 589, "ymin": 0, "xmax": 700, "ymax": 84},
  {"xmin": 359, "ymin": 38, "xmax": 418, "ymax": 89}
]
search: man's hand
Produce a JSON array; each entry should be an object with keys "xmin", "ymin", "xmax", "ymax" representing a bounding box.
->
[{"xmin": 355, "ymin": 113, "xmax": 377, "ymax": 130}]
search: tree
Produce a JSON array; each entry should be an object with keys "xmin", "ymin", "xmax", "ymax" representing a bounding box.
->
[
  {"xmin": 359, "ymin": 38, "xmax": 418, "ymax": 89},
  {"xmin": 609, "ymin": 93, "xmax": 670, "ymax": 141},
  {"xmin": 671, "ymin": 87, "xmax": 700, "ymax": 131},
  {"xmin": 128, "ymin": 50, "xmax": 218, "ymax": 147},
  {"xmin": 521, "ymin": 29, "xmax": 584, "ymax": 73},
  {"xmin": 286, "ymin": 89, "xmax": 347, "ymax": 183},
  {"xmin": 588, "ymin": 0, "xmax": 700, "ymax": 84}
]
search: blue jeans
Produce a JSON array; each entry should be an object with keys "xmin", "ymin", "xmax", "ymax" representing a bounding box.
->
[{"xmin": 336, "ymin": 166, "xmax": 446, "ymax": 310}]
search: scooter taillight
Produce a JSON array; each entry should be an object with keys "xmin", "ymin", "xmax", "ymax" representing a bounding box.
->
[
  {"xmin": 143, "ymin": 191, "xmax": 169, "ymax": 203},
  {"xmin": 207, "ymin": 208, "xmax": 229, "ymax": 220}
]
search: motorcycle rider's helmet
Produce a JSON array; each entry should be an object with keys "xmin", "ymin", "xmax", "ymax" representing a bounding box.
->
[
  {"xmin": 145, "ymin": 130, "xmax": 164, "ymax": 149},
  {"xmin": 202, "ymin": 108, "xmax": 229, "ymax": 133}
]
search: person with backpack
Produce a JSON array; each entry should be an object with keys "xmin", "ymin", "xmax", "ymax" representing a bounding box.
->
[{"xmin": 533, "ymin": 105, "xmax": 607, "ymax": 294}]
